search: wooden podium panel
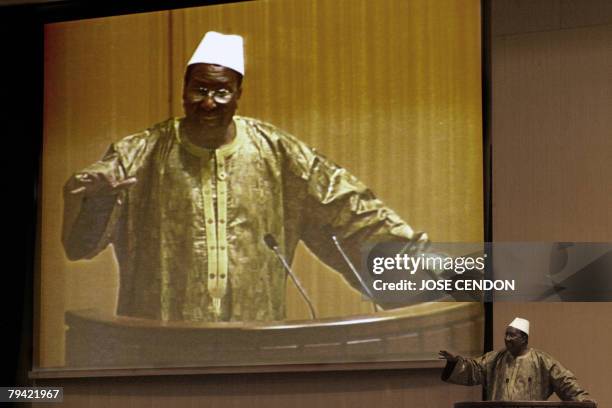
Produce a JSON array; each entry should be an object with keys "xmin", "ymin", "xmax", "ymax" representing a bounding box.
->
[{"xmin": 60, "ymin": 303, "xmax": 482, "ymax": 369}]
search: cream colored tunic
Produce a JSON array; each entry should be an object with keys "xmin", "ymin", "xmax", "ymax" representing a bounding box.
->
[
  {"xmin": 63, "ymin": 116, "xmax": 426, "ymax": 322},
  {"xmin": 442, "ymin": 348, "xmax": 592, "ymax": 401}
]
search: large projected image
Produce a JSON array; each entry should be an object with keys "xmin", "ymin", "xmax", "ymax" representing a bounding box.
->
[{"xmin": 39, "ymin": 0, "xmax": 483, "ymax": 370}]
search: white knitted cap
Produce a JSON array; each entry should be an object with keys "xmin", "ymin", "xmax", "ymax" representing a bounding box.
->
[
  {"xmin": 187, "ymin": 31, "xmax": 244, "ymax": 75},
  {"xmin": 508, "ymin": 317, "xmax": 530, "ymax": 335}
]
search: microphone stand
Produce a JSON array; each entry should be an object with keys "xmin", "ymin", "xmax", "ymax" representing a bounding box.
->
[
  {"xmin": 264, "ymin": 234, "xmax": 317, "ymax": 319},
  {"xmin": 328, "ymin": 233, "xmax": 380, "ymax": 313}
]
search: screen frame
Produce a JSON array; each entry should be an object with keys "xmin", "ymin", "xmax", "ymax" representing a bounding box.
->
[{"xmin": 4, "ymin": 0, "xmax": 492, "ymax": 380}]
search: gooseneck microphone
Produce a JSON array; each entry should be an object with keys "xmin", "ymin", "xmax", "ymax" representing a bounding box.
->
[
  {"xmin": 322, "ymin": 226, "xmax": 380, "ymax": 313},
  {"xmin": 263, "ymin": 233, "xmax": 317, "ymax": 320}
]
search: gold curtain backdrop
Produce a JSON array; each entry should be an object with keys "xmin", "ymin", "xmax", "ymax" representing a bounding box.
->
[{"xmin": 41, "ymin": 0, "xmax": 482, "ymax": 367}]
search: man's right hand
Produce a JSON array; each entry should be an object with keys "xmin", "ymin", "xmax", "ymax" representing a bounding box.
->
[
  {"xmin": 439, "ymin": 350, "xmax": 459, "ymax": 363},
  {"xmin": 69, "ymin": 172, "xmax": 138, "ymax": 196}
]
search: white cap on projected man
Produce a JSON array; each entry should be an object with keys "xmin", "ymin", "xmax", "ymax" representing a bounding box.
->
[{"xmin": 187, "ymin": 31, "xmax": 245, "ymax": 75}]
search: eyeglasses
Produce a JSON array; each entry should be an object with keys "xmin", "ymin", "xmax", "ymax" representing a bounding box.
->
[{"xmin": 186, "ymin": 86, "xmax": 235, "ymax": 104}]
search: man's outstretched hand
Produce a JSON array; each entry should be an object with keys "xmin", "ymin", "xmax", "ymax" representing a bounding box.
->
[
  {"xmin": 69, "ymin": 172, "xmax": 138, "ymax": 196},
  {"xmin": 439, "ymin": 350, "xmax": 459, "ymax": 363}
]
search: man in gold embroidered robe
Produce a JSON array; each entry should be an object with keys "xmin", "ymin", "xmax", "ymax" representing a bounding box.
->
[
  {"xmin": 439, "ymin": 317, "xmax": 595, "ymax": 403},
  {"xmin": 62, "ymin": 32, "xmax": 427, "ymax": 322}
]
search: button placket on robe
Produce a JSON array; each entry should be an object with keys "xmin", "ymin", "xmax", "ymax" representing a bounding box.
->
[
  {"xmin": 175, "ymin": 119, "xmax": 243, "ymax": 320},
  {"xmin": 506, "ymin": 355, "xmax": 521, "ymax": 400},
  {"xmin": 201, "ymin": 153, "xmax": 224, "ymax": 318},
  {"xmin": 215, "ymin": 150, "xmax": 229, "ymax": 318}
]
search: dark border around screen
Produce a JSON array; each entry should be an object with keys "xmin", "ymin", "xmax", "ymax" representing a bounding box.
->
[{"xmin": 481, "ymin": 0, "xmax": 493, "ymax": 401}]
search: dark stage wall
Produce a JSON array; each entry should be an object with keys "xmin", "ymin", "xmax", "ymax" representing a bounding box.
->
[{"xmin": 491, "ymin": 1, "xmax": 612, "ymax": 407}]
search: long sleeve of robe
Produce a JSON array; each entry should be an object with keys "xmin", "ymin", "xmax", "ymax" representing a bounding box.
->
[
  {"xmin": 62, "ymin": 116, "xmax": 427, "ymax": 322},
  {"xmin": 441, "ymin": 348, "xmax": 593, "ymax": 402}
]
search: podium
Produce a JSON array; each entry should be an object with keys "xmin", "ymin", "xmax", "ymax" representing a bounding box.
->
[
  {"xmin": 64, "ymin": 302, "xmax": 482, "ymax": 368},
  {"xmin": 455, "ymin": 402, "xmax": 597, "ymax": 408}
]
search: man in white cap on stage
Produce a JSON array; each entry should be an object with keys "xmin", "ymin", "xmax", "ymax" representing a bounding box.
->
[
  {"xmin": 439, "ymin": 317, "xmax": 595, "ymax": 402},
  {"xmin": 62, "ymin": 31, "xmax": 427, "ymax": 322}
]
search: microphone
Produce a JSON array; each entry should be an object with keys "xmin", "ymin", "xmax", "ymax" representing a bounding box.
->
[
  {"xmin": 263, "ymin": 233, "xmax": 317, "ymax": 319},
  {"xmin": 322, "ymin": 226, "xmax": 380, "ymax": 312}
]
